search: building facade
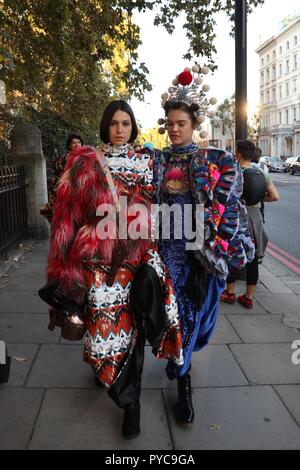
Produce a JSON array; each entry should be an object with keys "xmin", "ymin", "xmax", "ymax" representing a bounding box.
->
[{"xmin": 256, "ymin": 17, "xmax": 300, "ymax": 158}]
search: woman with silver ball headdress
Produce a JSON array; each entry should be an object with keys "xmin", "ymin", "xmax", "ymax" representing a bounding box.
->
[{"xmin": 153, "ymin": 67, "xmax": 254, "ymax": 424}]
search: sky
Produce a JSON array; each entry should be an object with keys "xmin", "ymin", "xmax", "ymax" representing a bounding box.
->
[{"xmin": 130, "ymin": 0, "xmax": 300, "ymax": 130}]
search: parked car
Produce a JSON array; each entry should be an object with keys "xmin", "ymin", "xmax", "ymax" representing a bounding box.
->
[
  {"xmin": 285, "ymin": 156, "xmax": 298, "ymax": 171},
  {"xmin": 289, "ymin": 157, "xmax": 300, "ymax": 175},
  {"xmin": 259, "ymin": 156, "xmax": 286, "ymax": 172}
]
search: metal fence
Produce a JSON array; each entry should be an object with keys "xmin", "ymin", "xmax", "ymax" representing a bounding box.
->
[{"xmin": 0, "ymin": 165, "xmax": 28, "ymax": 257}]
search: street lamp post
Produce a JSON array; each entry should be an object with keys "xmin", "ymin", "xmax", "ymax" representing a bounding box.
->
[{"xmin": 235, "ymin": 0, "xmax": 248, "ymax": 142}]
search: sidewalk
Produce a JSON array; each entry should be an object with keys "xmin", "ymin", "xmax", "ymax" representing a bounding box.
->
[{"xmin": 1, "ymin": 239, "xmax": 300, "ymax": 450}]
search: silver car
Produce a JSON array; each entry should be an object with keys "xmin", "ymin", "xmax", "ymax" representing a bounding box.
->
[{"xmin": 260, "ymin": 156, "xmax": 285, "ymax": 172}]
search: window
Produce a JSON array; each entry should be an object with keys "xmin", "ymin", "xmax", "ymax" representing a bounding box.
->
[
  {"xmin": 261, "ymin": 57, "xmax": 264, "ymax": 67},
  {"xmin": 261, "ymin": 92, "xmax": 264, "ymax": 105},
  {"xmin": 279, "ymin": 85, "xmax": 282, "ymax": 99},
  {"xmin": 266, "ymin": 69, "xmax": 270, "ymax": 83},
  {"xmin": 294, "ymin": 35, "xmax": 298, "ymax": 46},
  {"xmin": 294, "ymin": 54, "xmax": 298, "ymax": 70},
  {"xmin": 273, "ymin": 50, "xmax": 276, "ymax": 59},
  {"xmin": 272, "ymin": 88, "xmax": 276, "ymax": 101},
  {"xmin": 286, "ymin": 109, "xmax": 289, "ymax": 124},
  {"xmin": 279, "ymin": 46, "xmax": 283, "ymax": 55},
  {"xmin": 293, "ymin": 108, "xmax": 297, "ymax": 122},
  {"xmin": 279, "ymin": 111, "xmax": 282, "ymax": 124},
  {"xmin": 293, "ymin": 79, "xmax": 297, "ymax": 94},
  {"xmin": 286, "ymin": 60, "xmax": 290, "ymax": 74},
  {"xmin": 266, "ymin": 91, "xmax": 270, "ymax": 103},
  {"xmin": 286, "ymin": 82, "xmax": 290, "ymax": 97},
  {"xmin": 272, "ymin": 65, "xmax": 276, "ymax": 80},
  {"xmin": 287, "ymin": 41, "xmax": 290, "ymax": 51},
  {"xmin": 279, "ymin": 63, "xmax": 282, "ymax": 76},
  {"xmin": 267, "ymin": 54, "xmax": 270, "ymax": 64},
  {"xmin": 260, "ymin": 71, "xmax": 264, "ymax": 85}
]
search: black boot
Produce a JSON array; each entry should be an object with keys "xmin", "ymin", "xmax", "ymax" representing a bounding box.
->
[
  {"xmin": 122, "ymin": 402, "xmax": 141, "ymax": 440},
  {"xmin": 177, "ymin": 373, "xmax": 195, "ymax": 424}
]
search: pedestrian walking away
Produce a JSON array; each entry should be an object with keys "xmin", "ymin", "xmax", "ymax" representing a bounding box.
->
[{"xmin": 221, "ymin": 140, "xmax": 279, "ymax": 309}]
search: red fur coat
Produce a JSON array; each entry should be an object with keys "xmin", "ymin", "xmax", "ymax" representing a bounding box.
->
[{"xmin": 47, "ymin": 146, "xmax": 153, "ymax": 291}]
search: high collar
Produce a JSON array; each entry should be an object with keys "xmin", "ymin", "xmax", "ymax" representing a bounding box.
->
[
  {"xmin": 170, "ymin": 142, "xmax": 199, "ymax": 154},
  {"xmin": 103, "ymin": 143, "xmax": 131, "ymax": 156}
]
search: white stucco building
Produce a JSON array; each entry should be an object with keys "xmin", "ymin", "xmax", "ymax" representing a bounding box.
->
[{"xmin": 256, "ymin": 17, "xmax": 300, "ymax": 158}]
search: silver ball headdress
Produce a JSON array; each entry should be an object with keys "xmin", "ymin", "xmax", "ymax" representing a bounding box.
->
[{"xmin": 158, "ymin": 65, "xmax": 217, "ymax": 139}]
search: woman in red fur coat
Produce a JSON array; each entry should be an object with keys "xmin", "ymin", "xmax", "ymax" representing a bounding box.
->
[{"xmin": 39, "ymin": 100, "xmax": 183, "ymax": 440}]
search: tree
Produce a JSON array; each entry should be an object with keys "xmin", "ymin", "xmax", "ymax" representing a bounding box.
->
[
  {"xmin": 139, "ymin": 127, "xmax": 169, "ymax": 149},
  {"xmin": 217, "ymin": 95, "xmax": 236, "ymax": 148},
  {"xmin": 138, "ymin": 0, "xmax": 265, "ymax": 70},
  {"xmin": 248, "ymin": 112, "xmax": 261, "ymax": 144},
  {"xmin": 0, "ymin": 0, "xmax": 151, "ymax": 158}
]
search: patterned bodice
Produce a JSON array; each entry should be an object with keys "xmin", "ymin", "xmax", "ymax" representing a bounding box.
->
[{"xmin": 103, "ymin": 143, "xmax": 153, "ymax": 196}]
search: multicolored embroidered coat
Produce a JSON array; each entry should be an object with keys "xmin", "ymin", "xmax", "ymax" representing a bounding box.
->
[
  {"xmin": 153, "ymin": 143, "xmax": 254, "ymax": 378},
  {"xmin": 47, "ymin": 144, "xmax": 183, "ymax": 387}
]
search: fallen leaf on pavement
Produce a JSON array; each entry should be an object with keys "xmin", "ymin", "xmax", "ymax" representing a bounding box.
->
[
  {"xmin": 209, "ymin": 424, "xmax": 222, "ymax": 431},
  {"xmin": 14, "ymin": 357, "xmax": 27, "ymax": 362}
]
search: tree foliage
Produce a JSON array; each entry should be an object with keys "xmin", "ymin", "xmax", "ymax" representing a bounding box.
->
[
  {"xmin": 138, "ymin": 126, "xmax": 169, "ymax": 149},
  {"xmin": 0, "ymin": 0, "xmax": 151, "ymax": 158},
  {"xmin": 131, "ymin": 0, "xmax": 265, "ymax": 69}
]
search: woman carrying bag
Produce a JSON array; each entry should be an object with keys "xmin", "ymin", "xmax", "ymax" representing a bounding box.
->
[{"xmin": 39, "ymin": 100, "xmax": 183, "ymax": 440}]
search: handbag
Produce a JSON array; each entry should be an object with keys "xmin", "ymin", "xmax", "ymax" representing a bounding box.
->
[{"xmin": 38, "ymin": 281, "xmax": 87, "ymax": 341}]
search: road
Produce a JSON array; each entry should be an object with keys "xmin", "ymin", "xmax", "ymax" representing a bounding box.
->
[{"xmin": 263, "ymin": 172, "xmax": 300, "ymax": 272}]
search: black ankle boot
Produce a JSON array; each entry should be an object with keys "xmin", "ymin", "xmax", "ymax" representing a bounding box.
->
[
  {"xmin": 122, "ymin": 402, "xmax": 141, "ymax": 440},
  {"xmin": 177, "ymin": 373, "xmax": 195, "ymax": 424}
]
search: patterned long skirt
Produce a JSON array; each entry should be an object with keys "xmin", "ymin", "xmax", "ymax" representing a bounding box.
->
[{"xmin": 83, "ymin": 250, "xmax": 183, "ymax": 388}]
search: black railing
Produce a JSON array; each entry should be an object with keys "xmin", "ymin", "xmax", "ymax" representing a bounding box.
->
[{"xmin": 0, "ymin": 165, "xmax": 28, "ymax": 257}]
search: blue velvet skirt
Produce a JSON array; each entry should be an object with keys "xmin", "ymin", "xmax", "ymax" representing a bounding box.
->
[{"xmin": 160, "ymin": 241, "xmax": 225, "ymax": 379}]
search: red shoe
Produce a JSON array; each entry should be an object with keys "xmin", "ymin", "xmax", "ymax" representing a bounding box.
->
[
  {"xmin": 220, "ymin": 290, "xmax": 236, "ymax": 304},
  {"xmin": 237, "ymin": 294, "xmax": 253, "ymax": 310}
]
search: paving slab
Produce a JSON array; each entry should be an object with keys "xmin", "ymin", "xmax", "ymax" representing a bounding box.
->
[
  {"xmin": 262, "ymin": 256, "xmax": 294, "ymax": 277},
  {"xmin": 219, "ymin": 299, "xmax": 266, "ymax": 316},
  {"xmin": 275, "ymin": 385, "xmax": 300, "ymax": 427},
  {"xmin": 210, "ymin": 316, "xmax": 241, "ymax": 344},
  {"xmin": 0, "ymin": 313, "xmax": 60, "ymax": 344},
  {"xmin": 282, "ymin": 313, "xmax": 300, "ymax": 330},
  {"xmin": 29, "ymin": 389, "xmax": 172, "ymax": 450},
  {"xmin": 227, "ymin": 315, "xmax": 299, "ymax": 343},
  {"xmin": 26, "ymin": 344, "xmax": 96, "ymax": 388},
  {"xmin": 0, "ymin": 290, "xmax": 48, "ymax": 313},
  {"xmin": 26, "ymin": 344, "xmax": 95, "ymax": 388},
  {"xmin": 142, "ymin": 345, "xmax": 248, "ymax": 389},
  {"xmin": 279, "ymin": 279, "xmax": 300, "ymax": 294},
  {"xmin": 4, "ymin": 271, "xmax": 46, "ymax": 292},
  {"xmin": 0, "ymin": 388, "xmax": 45, "ymax": 450},
  {"xmin": 259, "ymin": 265, "xmax": 293, "ymax": 294},
  {"xmin": 164, "ymin": 386, "xmax": 300, "ymax": 450},
  {"xmin": 1, "ymin": 343, "xmax": 39, "ymax": 387},
  {"xmin": 230, "ymin": 344, "xmax": 300, "ymax": 385},
  {"xmin": 254, "ymin": 293, "xmax": 300, "ymax": 314}
]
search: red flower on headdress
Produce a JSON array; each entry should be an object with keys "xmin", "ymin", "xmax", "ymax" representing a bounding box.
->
[{"xmin": 178, "ymin": 71, "xmax": 193, "ymax": 86}]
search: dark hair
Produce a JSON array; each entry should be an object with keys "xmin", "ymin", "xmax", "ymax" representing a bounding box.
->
[
  {"xmin": 236, "ymin": 140, "xmax": 256, "ymax": 161},
  {"xmin": 164, "ymin": 101, "xmax": 198, "ymax": 125},
  {"xmin": 66, "ymin": 133, "xmax": 83, "ymax": 150},
  {"xmin": 100, "ymin": 100, "xmax": 138, "ymax": 144},
  {"xmin": 252, "ymin": 146, "xmax": 262, "ymax": 163}
]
